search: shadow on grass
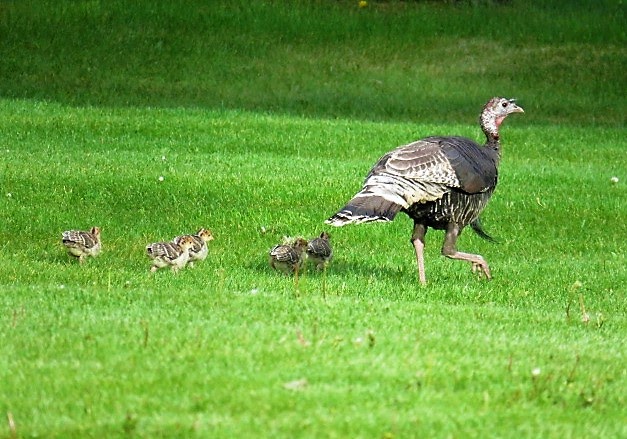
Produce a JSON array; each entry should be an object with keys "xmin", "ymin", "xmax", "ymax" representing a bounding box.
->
[
  {"xmin": 245, "ymin": 257, "xmax": 410, "ymax": 283},
  {"xmin": 41, "ymin": 249, "xmax": 79, "ymax": 266}
]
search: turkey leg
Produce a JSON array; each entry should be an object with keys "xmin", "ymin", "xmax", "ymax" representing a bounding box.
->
[
  {"xmin": 442, "ymin": 223, "xmax": 492, "ymax": 280},
  {"xmin": 411, "ymin": 223, "xmax": 428, "ymax": 285}
]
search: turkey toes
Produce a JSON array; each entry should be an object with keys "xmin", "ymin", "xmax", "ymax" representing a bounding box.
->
[{"xmin": 471, "ymin": 260, "xmax": 491, "ymax": 280}]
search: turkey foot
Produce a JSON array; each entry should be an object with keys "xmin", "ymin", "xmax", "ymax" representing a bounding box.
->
[
  {"xmin": 471, "ymin": 259, "xmax": 491, "ymax": 280},
  {"xmin": 442, "ymin": 223, "xmax": 491, "ymax": 281},
  {"xmin": 445, "ymin": 250, "xmax": 492, "ymax": 280}
]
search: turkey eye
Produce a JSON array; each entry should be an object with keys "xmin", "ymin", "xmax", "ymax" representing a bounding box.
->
[{"xmin": 502, "ymin": 102, "xmax": 508, "ymax": 107}]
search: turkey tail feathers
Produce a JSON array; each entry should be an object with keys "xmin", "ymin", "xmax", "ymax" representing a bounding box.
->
[
  {"xmin": 470, "ymin": 218, "xmax": 498, "ymax": 243},
  {"xmin": 325, "ymin": 195, "xmax": 403, "ymax": 226}
]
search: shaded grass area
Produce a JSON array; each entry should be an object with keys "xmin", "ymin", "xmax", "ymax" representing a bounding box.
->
[
  {"xmin": 0, "ymin": 100, "xmax": 625, "ymax": 437},
  {"xmin": 0, "ymin": 0, "xmax": 625, "ymax": 124}
]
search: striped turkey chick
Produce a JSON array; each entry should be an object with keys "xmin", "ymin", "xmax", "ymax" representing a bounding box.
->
[
  {"xmin": 269, "ymin": 237, "xmax": 309, "ymax": 275},
  {"xmin": 307, "ymin": 232, "xmax": 333, "ymax": 270},
  {"xmin": 173, "ymin": 228, "xmax": 214, "ymax": 268},
  {"xmin": 146, "ymin": 235, "xmax": 194, "ymax": 273},
  {"xmin": 62, "ymin": 227, "xmax": 102, "ymax": 264}
]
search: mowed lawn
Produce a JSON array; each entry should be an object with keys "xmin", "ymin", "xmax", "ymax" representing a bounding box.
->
[
  {"xmin": 0, "ymin": 0, "xmax": 626, "ymax": 438},
  {"xmin": 1, "ymin": 100, "xmax": 625, "ymax": 438}
]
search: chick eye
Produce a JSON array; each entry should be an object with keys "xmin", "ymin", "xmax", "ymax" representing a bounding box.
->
[{"xmin": 502, "ymin": 102, "xmax": 508, "ymax": 107}]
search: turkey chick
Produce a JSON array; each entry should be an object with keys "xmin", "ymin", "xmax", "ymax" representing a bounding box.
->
[
  {"xmin": 146, "ymin": 235, "xmax": 194, "ymax": 273},
  {"xmin": 62, "ymin": 227, "xmax": 102, "ymax": 264},
  {"xmin": 269, "ymin": 237, "xmax": 308, "ymax": 275},
  {"xmin": 307, "ymin": 232, "xmax": 333, "ymax": 270},
  {"xmin": 173, "ymin": 228, "xmax": 214, "ymax": 268}
]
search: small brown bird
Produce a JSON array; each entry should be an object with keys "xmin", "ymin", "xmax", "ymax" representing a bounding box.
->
[
  {"xmin": 173, "ymin": 228, "xmax": 214, "ymax": 268},
  {"xmin": 62, "ymin": 227, "xmax": 102, "ymax": 264},
  {"xmin": 307, "ymin": 231, "xmax": 333, "ymax": 270},
  {"xmin": 146, "ymin": 235, "xmax": 194, "ymax": 273},
  {"xmin": 269, "ymin": 237, "xmax": 309, "ymax": 275}
]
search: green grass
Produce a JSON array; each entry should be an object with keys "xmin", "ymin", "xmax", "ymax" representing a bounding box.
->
[
  {"xmin": 1, "ymin": 0, "xmax": 626, "ymax": 438},
  {"xmin": 0, "ymin": 0, "xmax": 625, "ymax": 124},
  {"xmin": 1, "ymin": 100, "xmax": 625, "ymax": 439}
]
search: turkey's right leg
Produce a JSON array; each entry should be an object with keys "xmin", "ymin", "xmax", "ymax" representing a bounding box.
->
[
  {"xmin": 441, "ymin": 223, "xmax": 491, "ymax": 280},
  {"xmin": 411, "ymin": 223, "xmax": 427, "ymax": 285}
]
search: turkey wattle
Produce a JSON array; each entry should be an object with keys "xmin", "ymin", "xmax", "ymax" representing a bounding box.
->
[{"xmin": 325, "ymin": 97, "xmax": 524, "ymax": 284}]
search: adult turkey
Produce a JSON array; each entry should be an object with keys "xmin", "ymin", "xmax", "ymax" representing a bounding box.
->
[{"xmin": 325, "ymin": 97, "xmax": 524, "ymax": 284}]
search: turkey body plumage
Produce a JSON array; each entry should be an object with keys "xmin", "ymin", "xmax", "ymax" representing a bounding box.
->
[
  {"xmin": 364, "ymin": 136, "xmax": 498, "ymax": 226},
  {"xmin": 407, "ymin": 186, "xmax": 494, "ymax": 230},
  {"xmin": 326, "ymin": 97, "xmax": 524, "ymax": 284}
]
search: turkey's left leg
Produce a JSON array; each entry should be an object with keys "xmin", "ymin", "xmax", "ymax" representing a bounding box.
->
[
  {"xmin": 441, "ymin": 223, "xmax": 491, "ymax": 279},
  {"xmin": 411, "ymin": 223, "xmax": 427, "ymax": 285}
]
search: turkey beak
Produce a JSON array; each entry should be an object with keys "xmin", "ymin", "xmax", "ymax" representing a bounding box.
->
[{"xmin": 511, "ymin": 103, "xmax": 524, "ymax": 113}]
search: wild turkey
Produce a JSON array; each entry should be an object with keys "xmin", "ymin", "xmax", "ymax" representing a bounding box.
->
[
  {"xmin": 269, "ymin": 238, "xmax": 309, "ymax": 275},
  {"xmin": 307, "ymin": 232, "xmax": 333, "ymax": 270},
  {"xmin": 173, "ymin": 228, "xmax": 214, "ymax": 268},
  {"xmin": 146, "ymin": 236, "xmax": 194, "ymax": 273},
  {"xmin": 62, "ymin": 227, "xmax": 102, "ymax": 264},
  {"xmin": 326, "ymin": 97, "xmax": 524, "ymax": 284}
]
